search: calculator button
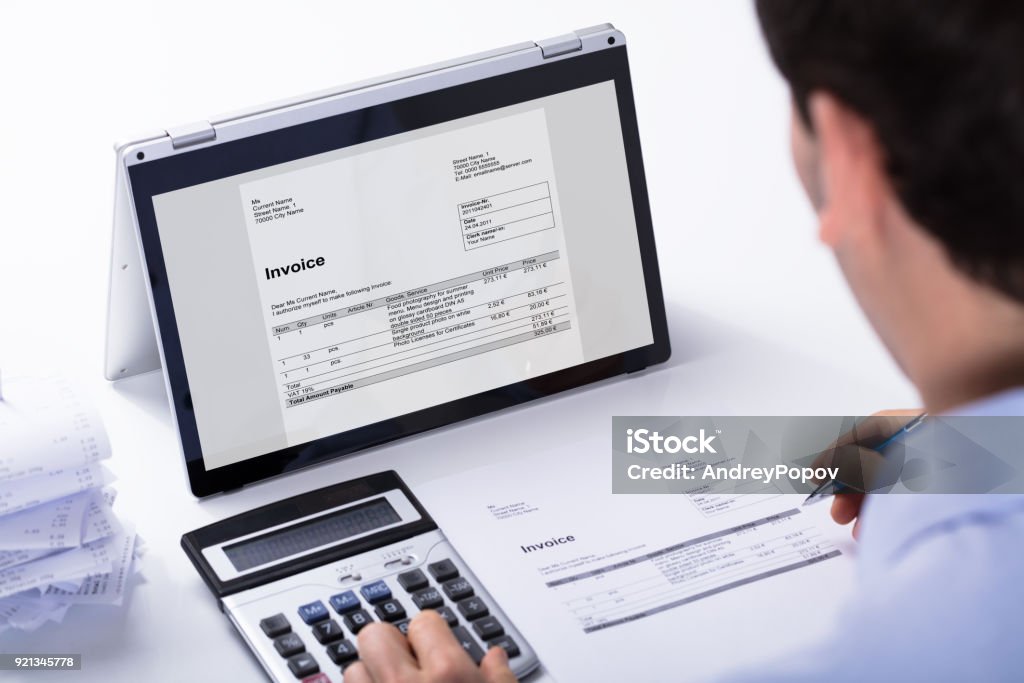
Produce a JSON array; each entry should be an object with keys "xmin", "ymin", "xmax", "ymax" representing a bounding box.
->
[
  {"xmin": 297, "ymin": 600, "xmax": 329, "ymax": 625},
  {"xmin": 374, "ymin": 598, "xmax": 407, "ymax": 622},
  {"xmin": 329, "ymin": 590, "xmax": 361, "ymax": 614},
  {"xmin": 394, "ymin": 619, "xmax": 412, "ymax": 635},
  {"xmin": 274, "ymin": 632, "xmax": 306, "ymax": 657},
  {"xmin": 487, "ymin": 635, "xmax": 521, "ymax": 658},
  {"xmin": 456, "ymin": 596, "xmax": 489, "ymax": 621},
  {"xmin": 441, "ymin": 577, "xmax": 474, "ymax": 601},
  {"xmin": 411, "ymin": 587, "xmax": 443, "ymax": 610},
  {"xmin": 450, "ymin": 626, "xmax": 485, "ymax": 664},
  {"xmin": 471, "ymin": 616, "xmax": 504, "ymax": 640},
  {"xmin": 311, "ymin": 619, "xmax": 344, "ymax": 644},
  {"xmin": 427, "ymin": 559, "xmax": 459, "ymax": 582},
  {"xmin": 325, "ymin": 639, "xmax": 358, "ymax": 664},
  {"xmin": 435, "ymin": 605, "xmax": 459, "ymax": 627},
  {"xmin": 260, "ymin": 613, "xmax": 291, "ymax": 638},
  {"xmin": 286, "ymin": 652, "xmax": 319, "ymax": 679},
  {"xmin": 343, "ymin": 608, "xmax": 374, "ymax": 634},
  {"xmin": 360, "ymin": 580, "xmax": 392, "ymax": 604},
  {"xmin": 397, "ymin": 568, "xmax": 428, "ymax": 592}
]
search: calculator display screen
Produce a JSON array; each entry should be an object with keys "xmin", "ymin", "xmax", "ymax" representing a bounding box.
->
[{"xmin": 223, "ymin": 498, "xmax": 401, "ymax": 571}]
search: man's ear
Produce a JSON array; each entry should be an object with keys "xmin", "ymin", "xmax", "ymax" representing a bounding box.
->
[{"xmin": 807, "ymin": 92, "xmax": 888, "ymax": 248}]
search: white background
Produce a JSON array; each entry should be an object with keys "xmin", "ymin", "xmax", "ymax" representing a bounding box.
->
[{"xmin": 0, "ymin": 1, "xmax": 917, "ymax": 680}]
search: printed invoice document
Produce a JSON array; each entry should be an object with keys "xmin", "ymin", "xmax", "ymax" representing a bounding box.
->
[{"xmin": 417, "ymin": 436, "xmax": 857, "ymax": 682}]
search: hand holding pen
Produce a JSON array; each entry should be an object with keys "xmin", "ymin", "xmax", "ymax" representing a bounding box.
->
[{"xmin": 803, "ymin": 411, "xmax": 927, "ymax": 538}]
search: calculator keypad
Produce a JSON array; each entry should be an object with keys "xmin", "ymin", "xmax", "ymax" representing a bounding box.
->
[{"xmin": 256, "ymin": 555, "xmax": 521, "ymax": 680}]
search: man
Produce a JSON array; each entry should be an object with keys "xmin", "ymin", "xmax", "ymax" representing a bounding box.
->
[{"xmin": 346, "ymin": 2, "xmax": 1024, "ymax": 680}]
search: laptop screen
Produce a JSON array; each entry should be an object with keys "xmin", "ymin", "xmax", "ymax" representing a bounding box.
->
[{"xmin": 128, "ymin": 44, "xmax": 669, "ymax": 492}]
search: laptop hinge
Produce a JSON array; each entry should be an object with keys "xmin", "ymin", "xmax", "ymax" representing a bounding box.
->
[
  {"xmin": 166, "ymin": 120, "xmax": 217, "ymax": 149},
  {"xmin": 536, "ymin": 33, "xmax": 583, "ymax": 59}
]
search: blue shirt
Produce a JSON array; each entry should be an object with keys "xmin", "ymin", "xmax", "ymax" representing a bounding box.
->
[{"xmin": 726, "ymin": 388, "xmax": 1024, "ymax": 682}]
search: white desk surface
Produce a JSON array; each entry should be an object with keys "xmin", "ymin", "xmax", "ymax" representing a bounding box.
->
[{"xmin": 0, "ymin": 1, "xmax": 918, "ymax": 680}]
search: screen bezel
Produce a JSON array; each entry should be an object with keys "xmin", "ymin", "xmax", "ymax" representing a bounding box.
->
[{"xmin": 128, "ymin": 45, "xmax": 670, "ymax": 497}]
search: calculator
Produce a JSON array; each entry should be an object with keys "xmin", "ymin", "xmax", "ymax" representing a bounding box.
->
[{"xmin": 182, "ymin": 471, "xmax": 539, "ymax": 682}]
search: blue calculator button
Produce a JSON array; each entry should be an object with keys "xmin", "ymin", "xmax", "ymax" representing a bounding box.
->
[
  {"xmin": 297, "ymin": 600, "xmax": 329, "ymax": 624},
  {"xmin": 360, "ymin": 580, "xmax": 392, "ymax": 604},
  {"xmin": 329, "ymin": 590, "xmax": 361, "ymax": 614}
]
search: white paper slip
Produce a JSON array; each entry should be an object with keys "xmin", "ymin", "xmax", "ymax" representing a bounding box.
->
[
  {"xmin": 0, "ymin": 532, "xmax": 120, "ymax": 599},
  {"xmin": 417, "ymin": 436, "xmax": 858, "ymax": 683},
  {"xmin": 0, "ymin": 595, "xmax": 70, "ymax": 631},
  {"xmin": 39, "ymin": 530, "xmax": 137, "ymax": 605},
  {"xmin": 81, "ymin": 487, "xmax": 121, "ymax": 545},
  {"xmin": 0, "ymin": 462, "xmax": 113, "ymax": 517},
  {"xmin": 0, "ymin": 547, "xmax": 54, "ymax": 572},
  {"xmin": 0, "ymin": 376, "xmax": 111, "ymax": 482},
  {"xmin": 0, "ymin": 491, "xmax": 91, "ymax": 550}
]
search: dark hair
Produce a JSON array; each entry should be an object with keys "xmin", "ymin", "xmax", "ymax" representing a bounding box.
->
[{"xmin": 756, "ymin": 1, "xmax": 1024, "ymax": 303}]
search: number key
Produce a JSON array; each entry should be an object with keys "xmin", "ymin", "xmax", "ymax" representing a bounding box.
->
[
  {"xmin": 343, "ymin": 608, "xmax": 374, "ymax": 634},
  {"xmin": 326, "ymin": 639, "xmax": 358, "ymax": 665},
  {"xmin": 374, "ymin": 598, "xmax": 407, "ymax": 622},
  {"xmin": 311, "ymin": 619, "xmax": 343, "ymax": 644}
]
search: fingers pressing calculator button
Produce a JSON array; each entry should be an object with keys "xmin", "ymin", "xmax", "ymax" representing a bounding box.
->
[
  {"xmin": 325, "ymin": 639, "xmax": 358, "ymax": 664},
  {"xmin": 342, "ymin": 608, "xmax": 374, "ymax": 634},
  {"xmin": 394, "ymin": 619, "xmax": 412, "ymax": 635},
  {"xmin": 274, "ymin": 632, "xmax": 306, "ymax": 657},
  {"xmin": 486, "ymin": 635, "xmax": 521, "ymax": 658},
  {"xmin": 374, "ymin": 598, "xmax": 407, "ymax": 622},
  {"xmin": 411, "ymin": 587, "xmax": 443, "ymax": 610},
  {"xmin": 441, "ymin": 577, "xmax": 474, "ymax": 601},
  {"xmin": 311, "ymin": 619, "xmax": 344, "ymax": 644},
  {"xmin": 435, "ymin": 605, "xmax": 459, "ymax": 627},
  {"xmin": 427, "ymin": 559, "xmax": 459, "ymax": 582},
  {"xmin": 450, "ymin": 626, "xmax": 485, "ymax": 664},
  {"xmin": 297, "ymin": 600, "xmax": 329, "ymax": 625},
  {"xmin": 329, "ymin": 591, "xmax": 361, "ymax": 614},
  {"xmin": 457, "ymin": 597, "xmax": 489, "ymax": 621},
  {"xmin": 286, "ymin": 652, "xmax": 319, "ymax": 679},
  {"xmin": 260, "ymin": 613, "xmax": 291, "ymax": 638},
  {"xmin": 471, "ymin": 615, "xmax": 504, "ymax": 640},
  {"xmin": 301, "ymin": 675, "xmax": 331, "ymax": 683},
  {"xmin": 397, "ymin": 568, "xmax": 428, "ymax": 592},
  {"xmin": 360, "ymin": 580, "xmax": 392, "ymax": 604}
]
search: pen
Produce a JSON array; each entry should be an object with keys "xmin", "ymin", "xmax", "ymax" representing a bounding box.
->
[{"xmin": 802, "ymin": 413, "xmax": 928, "ymax": 505}]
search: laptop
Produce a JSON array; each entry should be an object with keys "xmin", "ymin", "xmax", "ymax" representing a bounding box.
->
[{"xmin": 105, "ymin": 23, "xmax": 670, "ymax": 496}]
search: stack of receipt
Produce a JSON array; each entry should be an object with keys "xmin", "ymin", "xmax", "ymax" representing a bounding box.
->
[{"xmin": 0, "ymin": 376, "xmax": 138, "ymax": 632}]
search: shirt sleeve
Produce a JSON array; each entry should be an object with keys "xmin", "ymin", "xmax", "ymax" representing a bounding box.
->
[{"xmin": 717, "ymin": 500, "xmax": 1024, "ymax": 683}]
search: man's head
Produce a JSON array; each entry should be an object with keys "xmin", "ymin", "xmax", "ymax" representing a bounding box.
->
[{"xmin": 756, "ymin": 1, "xmax": 1024, "ymax": 408}]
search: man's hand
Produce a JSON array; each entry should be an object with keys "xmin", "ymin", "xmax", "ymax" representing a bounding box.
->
[
  {"xmin": 344, "ymin": 610, "xmax": 516, "ymax": 683},
  {"xmin": 811, "ymin": 410, "xmax": 921, "ymax": 538}
]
